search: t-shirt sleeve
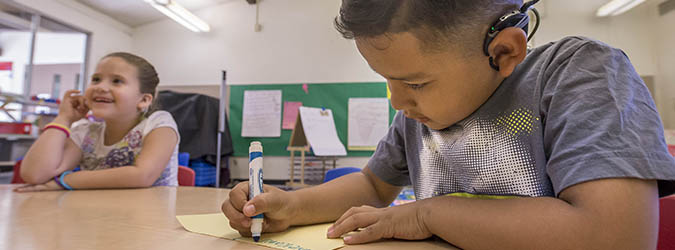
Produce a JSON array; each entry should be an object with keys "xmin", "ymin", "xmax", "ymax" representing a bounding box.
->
[
  {"xmin": 69, "ymin": 119, "xmax": 90, "ymax": 148},
  {"xmin": 143, "ymin": 111, "xmax": 181, "ymax": 145},
  {"xmin": 541, "ymin": 39, "xmax": 675, "ymax": 196},
  {"xmin": 367, "ymin": 111, "xmax": 411, "ymax": 186}
]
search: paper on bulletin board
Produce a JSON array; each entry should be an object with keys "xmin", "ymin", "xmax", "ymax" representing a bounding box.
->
[
  {"xmin": 241, "ymin": 90, "xmax": 282, "ymax": 137},
  {"xmin": 282, "ymin": 101, "xmax": 303, "ymax": 130},
  {"xmin": 176, "ymin": 213, "xmax": 344, "ymax": 250},
  {"xmin": 348, "ymin": 98, "xmax": 389, "ymax": 151},
  {"xmin": 298, "ymin": 106, "xmax": 347, "ymax": 156}
]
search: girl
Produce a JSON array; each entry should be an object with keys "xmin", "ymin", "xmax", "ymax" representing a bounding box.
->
[{"xmin": 16, "ymin": 52, "xmax": 180, "ymax": 191}]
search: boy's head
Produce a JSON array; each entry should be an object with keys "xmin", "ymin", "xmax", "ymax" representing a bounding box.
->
[{"xmin": 335, "ymin": 0, "xmax": 529, "ymax": 130}]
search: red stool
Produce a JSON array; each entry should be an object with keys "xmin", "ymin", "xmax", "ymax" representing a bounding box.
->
[
  {"xmin": 178, "ymin": 165, "xmax": 195, "ymax": 186},
  {"xmin": 659, "ymin": 195, "xmax": 675, "ymax": 250},
  {"xmin": 10, "ymin": 160, "xmax": 25, "ymax": 184}
]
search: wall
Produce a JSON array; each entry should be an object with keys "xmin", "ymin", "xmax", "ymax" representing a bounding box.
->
[
  {"xmin": 132, "ymin": 0, "xmax": 382, "ymax": 86},
  {"xmin": 651, "ymin": 0, "xmax": 675, "ymax": 129},
  {"xmin": 11, "ymin": 0, "xmax": 133, "ymax": 79},
  {"xmin": 532, "ymin": 0, "xmax": 656, "ymax": 75}
]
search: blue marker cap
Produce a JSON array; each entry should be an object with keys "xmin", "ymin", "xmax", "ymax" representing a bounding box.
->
[
  {"xmin": 253, "ymin": 236, "xmax": 260, "ymax": 242},
  {"xmin": 321, "ymin": 107, "xmax": 326, "ymax": 111}
]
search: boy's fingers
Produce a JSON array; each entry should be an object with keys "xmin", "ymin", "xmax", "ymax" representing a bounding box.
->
[
  {"xmin": 328, "ymin": 212, "xmax": 377, "ymax": 238},
  {"xmin": 343, "ymin": 224, "xmax": 384, "ymax": 245},
  {"xmin": 222, "ymin": 200, "xmax": 252, "ymax": 227},
  {"xmin": 228, "ymin": 182, "xmax": 249, "ymax": 212},
  {"xmin": 244, "ymin": 192, "xmax": 283, "ymax": 217},
  {"xmin": 333, "ymin": 205, "xmax": 374, "ymax": 229}
]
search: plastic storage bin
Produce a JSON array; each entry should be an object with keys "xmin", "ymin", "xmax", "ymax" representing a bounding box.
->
[{"xmin": 189, "ymin": 159, "xmax": 216, "ymax": 187}]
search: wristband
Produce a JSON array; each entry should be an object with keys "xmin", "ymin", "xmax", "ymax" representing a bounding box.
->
[
  {"xmin": 53, "ymin": 176, "xmax": 67, "ymax": 189},
  {"xmin": 59, "ymin": 170, "xmax": 75, "ymax": 190},
  {"xmin": 43, "ymin": 123, "xmax": 71, "ymax": 138}
]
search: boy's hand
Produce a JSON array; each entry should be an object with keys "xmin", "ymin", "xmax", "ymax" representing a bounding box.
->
[
  {"xmin": 326, "ymin": 202, "xmax": 432, "ymax": 244},
  {"xmin": 13, "ymin": 180, "xmax": 64, "ymax": 192},
  {"xmin": 55, "ymin": 90, "xmax": 89, "ymax": 125},
  {"xmin": 221, "ymin": 182, "xmax": 295, "ymax": 236}
]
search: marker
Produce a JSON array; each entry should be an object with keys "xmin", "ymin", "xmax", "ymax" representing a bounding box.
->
[{"xmin": 249, "ymin": 141, "xmax": 264, "ymax": 242}]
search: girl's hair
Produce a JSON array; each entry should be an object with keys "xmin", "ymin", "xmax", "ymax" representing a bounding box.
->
[
  {"xmin": 102, "ymin": 52, "xmax": 161, "ymax": 117},
  {"xmin": 334, "ymin": 0, "xmax": 521, "ymax": 55}
]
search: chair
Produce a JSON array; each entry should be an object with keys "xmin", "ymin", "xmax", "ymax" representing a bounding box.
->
[
  {"xmin": 178, "ymin": 165, "xmax": 195, "ymax": 186},
  {"xmin": 659, "ymin": 195, "xmax": 675, "ymax": 250},
  {"xmin": 11, "ymin": 160, "xmax": 25, "ymax": 184},
  {"xmin": 323, "ymin": 167, "xmax": 361, "ymax": 183}
]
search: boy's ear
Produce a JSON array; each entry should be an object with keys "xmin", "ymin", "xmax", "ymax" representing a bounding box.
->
[
  {"xmin": 137, "ymin": 93, "xmax": 153, "ymax": 111},
  {"xmin": 487, "ymin": 27, "xmax": 528, "ymax": 78}
]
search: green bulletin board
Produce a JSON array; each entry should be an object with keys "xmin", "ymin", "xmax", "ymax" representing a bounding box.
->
[{"xmin": 229, "ymin": 82, "xmax": 395, "ymax": 157}]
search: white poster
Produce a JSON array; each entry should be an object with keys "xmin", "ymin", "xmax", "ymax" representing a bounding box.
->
[
  {"xmin": 348, "ymin": 98, "xmax": 389, "ymax": 150},
  {"xmin": 241, "ymin": 90, "xmax": 282, "ymax": 137},
  {"xmin": 298, "ymin": 106, "xmax": 347, "ymax": 156}
]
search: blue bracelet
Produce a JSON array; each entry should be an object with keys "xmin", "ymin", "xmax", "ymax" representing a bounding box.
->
[
  {"xmin": 53, "ymin": 176, "xmax": 67, "ymax": 189},
  {"xmin": 59, "ymin": 170, "xmax": 74, "ymax": 190}
]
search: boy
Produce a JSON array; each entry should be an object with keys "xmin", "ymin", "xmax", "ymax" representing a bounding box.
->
[{"xmin": 222, "ymin": 0, "xmax": 675, "ymax": 249}]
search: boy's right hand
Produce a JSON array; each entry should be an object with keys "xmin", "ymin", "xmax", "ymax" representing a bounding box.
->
[
  {"xmin": 55, "ymin": 90, "xmax": 89, "ymax": 125},
  {"xmin": 222, "ymin": 182, "xmax": 296, "ymax": 236}
]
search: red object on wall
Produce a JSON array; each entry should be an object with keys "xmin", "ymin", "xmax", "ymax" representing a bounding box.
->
[
  {"xmin": 0, "ymin": 62, "xmax": 12, "ymax": 71},
  {"xmin": 0, "ymin": 122, "xmax": 32, "ymax": 135}
]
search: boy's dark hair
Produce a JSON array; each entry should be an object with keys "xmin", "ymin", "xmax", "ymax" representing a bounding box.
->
[
  {"xmin": 335, "ymin": 0, "xmax": 522, "ymax": 54},
  {"xmin": 102, "ymin": 52, "xmax": 161, "ymax": 117}
]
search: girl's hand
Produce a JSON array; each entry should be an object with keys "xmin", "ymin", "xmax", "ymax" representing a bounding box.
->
[
  {"xmin": 13, "ymin": 180, "xmax": 64, "ymax": 192},
  {"xmin": 326, "ymin": 202, "xmax": 433, "ymax": 245},
  {"xmin": 56, "ymin": 90, "xmax": 89, "ymax": 125}
]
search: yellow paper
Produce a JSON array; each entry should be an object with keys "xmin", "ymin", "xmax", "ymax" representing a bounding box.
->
[{"xmin": 176, "ymin": 213, "xmax": 344, "ymax": 250}]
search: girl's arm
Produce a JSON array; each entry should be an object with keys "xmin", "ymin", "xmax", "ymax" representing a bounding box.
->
[
  {"xmin": 60, "ymin": 127, "xmax": 178, "ymax": 189},
  {"xmin": 21, "ymin": 90, "xmax": 88, "ymax": 184},
  {"xmin": 20, "ymin": 126, "xmax": 82, "ymax": 184}
]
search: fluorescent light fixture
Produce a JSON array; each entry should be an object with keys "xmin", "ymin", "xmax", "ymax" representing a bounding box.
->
[
  {"xmin": 144, "ymin": 0, "xmax": 210, "ymax": 32},
  {"xmin": 596, "ymin": 0, "xmax": 648, "ymax": 16}
]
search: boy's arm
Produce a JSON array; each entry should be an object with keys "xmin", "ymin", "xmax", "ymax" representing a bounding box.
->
[
  {"xmin": 288, "ymin": 166, "xmax": 403, "ymax": 225},
  {"xmin": 62, "ymin": 127, "xmax": 178, "ymax": 189},
  {"xmin": 225, "ymin": 165, "xmax": 403, "ymax": 235},
  {"xmin": 328, "ymin": 179, "xmax": 658, "ymax": 249},
  {"xmin": 332, "ymin": 177, "xmax": 658, "ymax": 249}
]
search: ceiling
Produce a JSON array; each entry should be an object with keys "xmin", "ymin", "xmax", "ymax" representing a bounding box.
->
[{"xmin": 74, "ymin": 0, "xmax": 234, "ymax": 27}]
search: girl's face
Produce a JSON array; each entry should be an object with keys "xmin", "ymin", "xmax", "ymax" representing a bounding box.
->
[{"xmin": 85, "ymin": 57, "xmax": 150, "ymax": 121}]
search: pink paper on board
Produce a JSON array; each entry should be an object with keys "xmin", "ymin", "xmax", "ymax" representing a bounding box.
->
[
  {"xmin": 302, "ymin": 84, "xmax": 309, "ymax": 94},
  {"xmin": 282, "ymin": 102, "xmax": 303, "ymax": 129}
]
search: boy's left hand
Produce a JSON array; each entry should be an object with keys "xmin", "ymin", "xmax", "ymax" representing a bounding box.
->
[
  {"xmin": 326, "ymin": 202, "xmax": 432, "ymax": 244},
  {"xmin": 14, "ymin": 180, "xmax": 64, "ymax": 192}
]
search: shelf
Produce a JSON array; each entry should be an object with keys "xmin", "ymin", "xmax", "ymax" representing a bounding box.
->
[
  {"xmin": 0, "ymin": 161, "xmax": 16, "ymax": 166},
  {"xmin": 0, "ymin": 93, "xmax": 59, "ymax": 108},
  {"xmin": 0, "ymin": 134, "xmax": 37, "ymax": 140}
]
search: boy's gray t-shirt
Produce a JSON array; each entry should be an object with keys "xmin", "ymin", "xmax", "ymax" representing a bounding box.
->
[{"xmin": 368, "ymin": 36, "xmax": 675, "ymax": 199}]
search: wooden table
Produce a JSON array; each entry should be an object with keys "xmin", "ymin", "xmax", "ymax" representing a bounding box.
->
[{"xmin": 0, "ymin": 185, "xmax": 455, "ymax": 250}]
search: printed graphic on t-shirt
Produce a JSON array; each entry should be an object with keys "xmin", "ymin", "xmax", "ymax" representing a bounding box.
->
[{"xmin": 416, "ymin": 106, "xmax": 552, "ymax": 199}]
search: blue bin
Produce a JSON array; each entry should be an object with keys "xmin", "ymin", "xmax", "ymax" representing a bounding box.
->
[
  {"xmin": 178, "ymin": 152, "xmax": 190, "ymax": 166},
  {"xmin": 189, "ymin": 160, "xmax": 216, "ymax": 187}
]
